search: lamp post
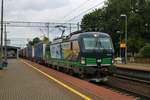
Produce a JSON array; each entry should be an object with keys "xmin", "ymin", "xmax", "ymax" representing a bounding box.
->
[
  {"xmin": 120, "ymin": 14, "xmax": 127, "ymax": 64},
  {"xmin": 0, "ymin": 0, "xmax": 4, "ymax": 62},
  {"xmin": 46, "ymin": 23, "xmax": 50, "ymax": 39},
  {"xmin": 116, "ymin": 31, "xmax": 122, "ymax": 58},
  {"xmin": 4, "ymin": 23, "xmax": 7, "ymax": 61}
]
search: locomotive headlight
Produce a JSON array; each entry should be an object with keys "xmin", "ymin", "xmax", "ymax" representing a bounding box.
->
[
  {"xmin": 81, "ymin": 57, "xmax": 85, "ymax": 64},
  {"xmin": 97, "ymin": 59, "xmax": 101, "ymax": 63},
  {"xmin": 112, "ymin": 60, "xmax": 114, "ymax": 64},
  {"xmin": 94, "ymin": 34, "xmax": 97, "ymax": 37}
]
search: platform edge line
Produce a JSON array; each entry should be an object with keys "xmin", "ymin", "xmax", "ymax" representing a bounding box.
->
[{"xmin": 21, "ymin": 60, "xmax": 92, "ymax": 100}]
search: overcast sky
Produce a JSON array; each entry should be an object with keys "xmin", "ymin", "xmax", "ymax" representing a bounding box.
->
[{"xmin": 3, "ymin": 0, "xmax": 106, "ymax": 47}]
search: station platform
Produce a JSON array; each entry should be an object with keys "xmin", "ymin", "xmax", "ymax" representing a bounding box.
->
[
  {"xmin": 115, "ymin": 63, "xmax": 150, "ymax": 71},
  {"xmin": 0, "ymin": 59, "xmax": 136, "ymax": 100},
  {"xmin": 0, "ymin": 59, "xmax": 81, "ymax": 100}
]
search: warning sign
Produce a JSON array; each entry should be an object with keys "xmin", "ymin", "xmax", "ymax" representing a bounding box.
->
[{"xmin": 120, "ymin": 43, "xmax": 126, "ymax": 48}]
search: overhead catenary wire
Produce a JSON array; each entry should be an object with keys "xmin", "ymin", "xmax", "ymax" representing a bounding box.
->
[
  {"xmin": 49, "ymin": 0, "xmax": 105, "ymax": 33},
  {"xmin": 65, "ymin": 0, "xmax": 105, "ymax": 23},
  {"xmin": 62, "ymin": 0, "xmax": 92, "ymax": 20},
  {"xmin": 2, "ymin": 21, "xmax": 77, "ymax": 28}
]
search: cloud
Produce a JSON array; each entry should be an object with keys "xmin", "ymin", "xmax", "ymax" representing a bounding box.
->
[
  {"xmin": 4, "ymin": 0, "xmax": 106, "ymax": 47},
  {"xmin": 5, "ymin": 0, "xmax": 70, "ymax": 12},
  {"xmin": 5, "ymin": 0, "xmax": 70, "ymax": 22}
]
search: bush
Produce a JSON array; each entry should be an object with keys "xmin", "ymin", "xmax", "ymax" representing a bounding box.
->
[{"xmin": 137, "ymin": 43, "xmax": 150, "ymax": 58}]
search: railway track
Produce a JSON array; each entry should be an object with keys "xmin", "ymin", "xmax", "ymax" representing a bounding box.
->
[
  {"xmin": 115, "ymin": 67, "xmax": 150, "ymax": 81},
  {"xmin": 102, "ymin": 66, "xmax": 150, "ymax": 99},
  {"xmin": 104, "ymin": 74, "xmax": 150, "ymax": 99},
  {"xmin": 86, "ymin": 66, "xmax": 149, "ymax": 99},
  {"xmin": 84, "ymin": 69, "xmax": 150, "ymax": 99}
]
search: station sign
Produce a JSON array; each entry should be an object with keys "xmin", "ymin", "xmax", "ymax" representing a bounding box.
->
[{"xmin": 120, "ymin": 43, "xmax": 126, "ymax": 48}]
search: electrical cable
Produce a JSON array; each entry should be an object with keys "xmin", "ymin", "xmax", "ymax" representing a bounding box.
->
[
  {"xmin": 62, "ymin": 0, "xmax": 92, "ymax": 19},
  {"xmin": 65, "ymin": 0, "xmax": 105, "ymax": 22}
]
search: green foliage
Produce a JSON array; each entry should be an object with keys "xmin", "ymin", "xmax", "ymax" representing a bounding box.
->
[
  {"xmin": 27, "ymin": 36, "xmax": 50, "ymax": 46},
  {"xmin": 81, "ymin": 9, "xmax": 105, "ymax": 32},
  {"xmin": 128, "ymin": 35, "xmax": 145, "ymax": 56},
  {"xmin": 42, "ymin": 37, "xmax": 49, "ymax": 44},
  {"xmin": 27, "ymin": 37, "xmax": 41, "ymax": 46},
  {"xmin": 28, "ymin": 41, "xmax": 33, "ymax": 46},
  {"xmin": 137, "ymin": 43, "xmax": 150, "ymax": 58},
  {"xmin": 81, "ymin": 0, "xmax": 150, "ymax": 56},
  {"xmin": 33, "ymin": 37, "xmax": 41, "ymax": 45}
]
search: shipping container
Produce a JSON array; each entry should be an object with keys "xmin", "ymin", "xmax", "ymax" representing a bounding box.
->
[
  {"xmin": 34, "ymin": 42, "xmax": 46, "ymax": 64},
  {"xmin": 45, "ymin": 43, "xmax": 51, "ymax": 64},
  {"xmin": 27, "ymin": 46, "xmax": 32, "ymax": 59},
  {"xmin": 18, "ymin": 49, "xmax": 23, "ymax": 58},
  {"xmin": 32, "ymin": 46, "xmax": 34, "ymax": 60},
  {"xmin": 25, "ymin": 47, "xmax": 28, "ymax": 58},
  {"xmin": 22, "ymin": 48, "xmax": 26, "ymax": 58}
]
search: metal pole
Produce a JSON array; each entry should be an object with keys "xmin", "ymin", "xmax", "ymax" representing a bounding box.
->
[
  {"xmin": 69, "ymin": 23, "xmax": 71, "ymax": 33},
  {"xmin": 120, "ymin": 33, "xmax": 121, "ymax": 58},
  {"xmin": 17, "ymin": 48, "xmax": 19, "ymax": 59},
  {"xmin": 0, "ymin": 0, "xmax": 4, "ymax": 61},
  {"xmin": 77, "ymin": 22, "xmax": 80, "ymax": 31},
  {"xmin": 125, "ymin": 16, "xmax": 128, "ymax": 64},
  {"xmin": 4, "ymin": 23, "xmax": 7, "ymax": 61},
  {"xmin": 47, "ymin": 23, "xmax": 49, "ymax": 39}
]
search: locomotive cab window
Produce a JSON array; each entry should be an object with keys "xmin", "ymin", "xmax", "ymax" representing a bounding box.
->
[
  {"xmin": 83, "ymin": 38, "xmax": 98, "ymax": 50},
  {"xmin": 83, "ymin": 37, "xmax": 113, "ymax": 50},
  {"xmin": 99, "ymin": 38, "xmax": 113, "ymax": 49}
]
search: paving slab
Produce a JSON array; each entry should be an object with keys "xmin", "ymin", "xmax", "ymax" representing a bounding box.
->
[{"xmin": 0, "ymin": 59, "xmax": 82, "ymax": 100}]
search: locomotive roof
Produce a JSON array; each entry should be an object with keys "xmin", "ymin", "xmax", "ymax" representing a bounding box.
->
[
  {"xmin": 70, "ymin": 32, "xmax": 110, "ymax": 40},
  {"xmin": 52, "ymin": 32, "xmax": 110, "ymax": 44}
]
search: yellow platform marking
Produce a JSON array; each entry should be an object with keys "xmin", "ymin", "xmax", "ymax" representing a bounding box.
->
[{"xmin": 21, "ymin": 60, "xmax": 92, "ymax": 100}]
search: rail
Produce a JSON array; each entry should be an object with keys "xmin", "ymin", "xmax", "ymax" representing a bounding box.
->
[
  {"xmin": 106, "ymin": 75, "xmax": 150, "ymax": 98},
  {"xmin": 114, "ymin": 67, "xmax": 150, "ymax": 81}
]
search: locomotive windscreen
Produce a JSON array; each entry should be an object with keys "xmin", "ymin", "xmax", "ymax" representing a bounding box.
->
[{"xmin": 83, "ymin": 37, "xmax": 113, "ymax": 50}]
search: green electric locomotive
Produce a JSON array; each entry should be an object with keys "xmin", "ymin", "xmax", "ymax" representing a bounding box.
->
[{"xmin": 45, "ymin": 32, "xmax": 115, "ymax": 82}]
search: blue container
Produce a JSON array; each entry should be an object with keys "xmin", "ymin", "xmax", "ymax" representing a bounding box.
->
[{"xmin": 34, "ymin": 42, "xmax": 45, "ymax": 63}]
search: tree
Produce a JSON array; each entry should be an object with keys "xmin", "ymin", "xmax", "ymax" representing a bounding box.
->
[
  {"xmin": 28, "ymin": 41, "xmax": 33, "ymax": 46},
  {"xmin": 32, "ymin": 37, "xmax": 41, "ymax": 45},
  {"xmin": 42, "ymin": 36, "xmax": 49, "ymax": 44},
  {"xmin": 138, "ymin": 43, "xmax": 150, "ymax": 57},
  {"xmin": 128, "ymin": 34, "xmax": 145, "ymax": 56},
  {"xmin": 27, "ymin": 37, "xmax": 41, "ymax": 46},
  {"xmin": 81, "ymin": 0, "xmax": 149, "ymax": 57}
]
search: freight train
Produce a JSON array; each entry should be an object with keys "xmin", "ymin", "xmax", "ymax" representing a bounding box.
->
[{"xmin": 19, "ymin": 32, "xmax": 115, "ymax": 82}]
